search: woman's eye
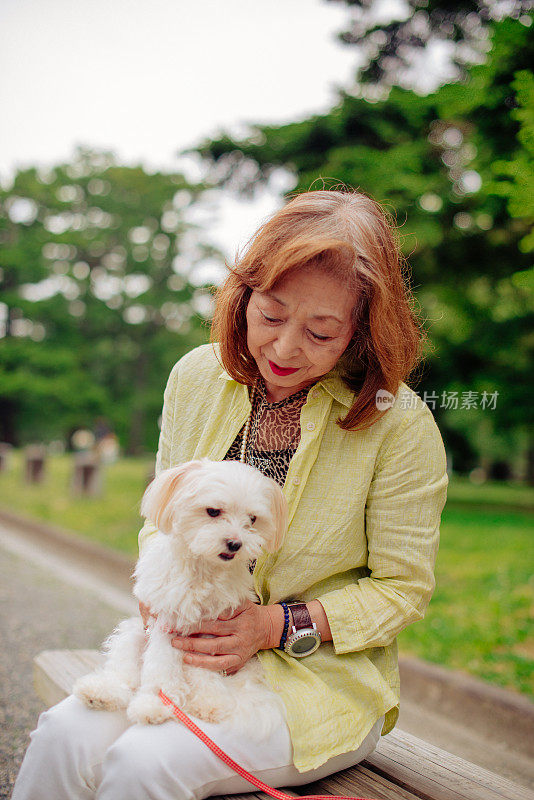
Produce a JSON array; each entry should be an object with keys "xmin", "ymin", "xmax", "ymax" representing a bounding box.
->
[
  {"xmin": 259, "ymin": 308, "xmax": 330, "ymax": 340},
  {"xmin": 206, "ymin": 508, "xmax": 221, "ymax": 517},
  {"xmin": 249, "ymin": 515, "xmax": 256, "ymax": 525},
  {"xmin": 260, "ymin": 311, "xmax": 280, "ymax": 323}
]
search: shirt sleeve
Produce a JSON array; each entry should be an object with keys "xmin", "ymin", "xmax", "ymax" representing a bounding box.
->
[
  {"xmin": 317, "ymin": 406, "xmax": 448, "ymax": 654},
  {"xmin": 137, "ymin": 359, "xmax": 182, "ymax": 552}
]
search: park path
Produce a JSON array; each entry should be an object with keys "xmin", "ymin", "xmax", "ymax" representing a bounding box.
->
[
  {"xmin": 0, "ymin": 517, "xmax": 533, "ymax": 797},
  {"xmin": 0, "ymin": 521, "xmax": 131, "ymax": 798}
]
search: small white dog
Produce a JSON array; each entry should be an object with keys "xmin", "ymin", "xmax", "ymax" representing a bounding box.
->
[{"xmin": 74, "ymin": 459, "xmax": 288, "ymax": 737}]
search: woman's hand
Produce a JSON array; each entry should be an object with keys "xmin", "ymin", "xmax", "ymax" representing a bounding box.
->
[{"xmin": 171, "ymin": 601, "xmax": 284, "ymax": 675}]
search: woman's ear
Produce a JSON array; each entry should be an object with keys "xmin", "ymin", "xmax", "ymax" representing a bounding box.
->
[
  {"xmin": 141, "ymin": 461, "xmax": 204, "ymax": 534},
  {"xmin": 263, "ymin": 480, "xmax": 288, "ymax": 553}
]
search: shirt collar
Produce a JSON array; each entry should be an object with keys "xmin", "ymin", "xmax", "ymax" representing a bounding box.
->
[
  {"xmin": 218, "ymin": 366, "xmax": 354, "ymax": 408},
  {"xmin": 315, "ymin": 370, "xmax": 354, "ymax": 408}
]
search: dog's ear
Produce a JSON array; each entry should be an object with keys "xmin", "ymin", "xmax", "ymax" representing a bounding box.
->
[
  {"xmin": 263, "ymin": 479, "xmax": 288, "ymax": 553},
  {"xmin": 141, "ymin": 461, "xmax": 204, "ymax": 534}
]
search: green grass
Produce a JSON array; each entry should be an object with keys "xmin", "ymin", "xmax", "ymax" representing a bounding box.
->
[
  {"xmin": 446, "ymin": 477, "xmax": 534, "ymax": 510},
  {"xmin": 0, "ymin": 450, "xmax": 152, "ymax": 554},
  {"xmin": 1, "ymin": 452, "xmax": 533, "ymax": 697},
  {"xmin": 398, "ymin": 504, "xmax": 534, "ymax": 698}
]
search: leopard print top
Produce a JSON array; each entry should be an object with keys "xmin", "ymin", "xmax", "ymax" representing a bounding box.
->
[{"xmin": 224, "ymin": 378, "xmax": 309, "ymax": 487}]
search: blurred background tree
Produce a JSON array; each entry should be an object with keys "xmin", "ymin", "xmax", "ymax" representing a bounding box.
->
[
  {"xmin": 195, "ymin": 8, "xmax": 534, "ymax": 482},
  {"xmin": 0, "ymin": 148, "xmax": 214, "ymax": 453},
  {"xmin": 326, "ymin": 0, "xmax": 531, "ymax": 92},
  {"xmin": 0, "ymin": 2, "xmax": 532, "ymax": 478}
]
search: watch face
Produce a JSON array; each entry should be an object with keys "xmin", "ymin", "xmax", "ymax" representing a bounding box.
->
[{"xmin": 290, "ymin": 633, "xmax": 319, "ymax": 656}]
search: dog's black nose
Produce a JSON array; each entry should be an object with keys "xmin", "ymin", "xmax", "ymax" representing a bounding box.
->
[{"xmin": 225, "ymin": 539, "xmax": 242, "ymax": 553}]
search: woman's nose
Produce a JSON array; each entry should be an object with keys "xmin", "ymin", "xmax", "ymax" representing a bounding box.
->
[{"xmin": 273, "ymin": 326, "xmax": 302, "ymax": 360}]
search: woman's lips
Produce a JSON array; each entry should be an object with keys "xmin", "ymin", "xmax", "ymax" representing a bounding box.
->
[{"xmin": 268, "ymin": 360, "xmax": 300, "ymax": 376}]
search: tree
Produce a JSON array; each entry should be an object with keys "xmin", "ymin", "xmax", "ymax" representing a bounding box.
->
[
  {"xmin": 326, "ymin": 0, "xmax": 533, "ymax": 92},
  {"xmin": 194, "ymin": 17, "xmax": 534, "ymax": 478},
  {"xmin": 489, "ymin": 68, "xmax": 534, "ymax": 254},
  {"xmin": 0, "ymin": 149, "xmax": 216, "ymax": 452}
]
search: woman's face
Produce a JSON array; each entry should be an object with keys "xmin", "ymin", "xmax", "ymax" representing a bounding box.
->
[{"xmin": 246, "ymin": 266, "xmax": 356, "ymax": 402}]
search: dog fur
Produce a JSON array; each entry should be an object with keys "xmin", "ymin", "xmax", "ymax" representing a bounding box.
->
[{"xmin": 74, "ymin": 459, "xmax": 288, "ymax": 737}]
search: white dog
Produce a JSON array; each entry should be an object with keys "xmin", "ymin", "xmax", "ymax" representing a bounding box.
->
[{"xmin": 74, "ymin": 459, "xmax": 288, "ymax": 736}]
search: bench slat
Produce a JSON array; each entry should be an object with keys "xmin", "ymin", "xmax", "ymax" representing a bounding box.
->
[
  {"xmin": 299, "ymin": 766, "xmax": 422, "ymax": 800},
  {"xmin": 33, "ymin": 650, "xmax": 532, "ymax": 800},
  {"xmin": 34, "ymin": 649, "xmax": 103, "ymax": 707},
  {"xmin": 367, "ymin": 730, "xmax": 530, "ymax": 800}
]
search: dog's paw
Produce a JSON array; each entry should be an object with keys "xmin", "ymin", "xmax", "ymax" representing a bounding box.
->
[
  {"xmin": 127, "ymin": 693, "xmax": 174, "ymax": 725},
  {"xmin": 74, "ymin": 672, "xmax": 132, "ymax": 711},
  {"xmin": 188, "ymin": 703, "xmax": 225, "ymax": 724},
  {"xmin": 185, "ymin": 690, "xmax": 232, "ymax": 724}
]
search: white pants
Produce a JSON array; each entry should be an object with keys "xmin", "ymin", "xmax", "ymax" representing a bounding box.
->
[{"xmin": 13, "ymin": 695, "xmax": 384, "ymax": 800}]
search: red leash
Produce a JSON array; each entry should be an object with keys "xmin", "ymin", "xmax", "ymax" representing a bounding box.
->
[{"xmin": 159, "ymin": 690, "xmax": 377, "ymax": 800}]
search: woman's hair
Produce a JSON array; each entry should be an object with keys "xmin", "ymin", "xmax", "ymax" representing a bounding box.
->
[{"xmin": 211, "ymin": 189, "xmax": 424, "ymax": 431}]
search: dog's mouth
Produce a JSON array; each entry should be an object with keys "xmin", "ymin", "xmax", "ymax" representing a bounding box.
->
[{"xmin": 218, "ymin": 552, "xmax": 236, "ymax": 561}]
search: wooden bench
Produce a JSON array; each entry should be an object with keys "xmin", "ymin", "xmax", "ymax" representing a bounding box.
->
[{"xmin": 34, "ymin": 650, "xmax": 531, "ymax": 800}]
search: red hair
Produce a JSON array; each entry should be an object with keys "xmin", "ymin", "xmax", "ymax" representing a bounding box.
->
[{"xmin": 211, "ymin": 190, "xmax": 424, "ymax": 430}]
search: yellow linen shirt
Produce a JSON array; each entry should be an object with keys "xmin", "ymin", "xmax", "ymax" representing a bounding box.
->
[{"xmin": 138, "ymin": 343, "xmax": 448, "ymax": 771}]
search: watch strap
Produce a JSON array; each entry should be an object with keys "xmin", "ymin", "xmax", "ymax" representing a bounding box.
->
[{"xmin": 287, "ymin": 602, "xmax": 312, "ymax": 631}]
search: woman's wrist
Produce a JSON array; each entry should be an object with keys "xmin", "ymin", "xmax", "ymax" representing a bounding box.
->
[
  {"xmin": 261, "ymin": 600, "xmax": 333, "ymax": 651},
  {"xmin": 262, "ymin": 603, "xmax": 286, "ymax": 650}
]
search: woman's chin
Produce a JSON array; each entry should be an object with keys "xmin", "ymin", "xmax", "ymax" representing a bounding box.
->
[{"xmin": 263, "ymin": 375, "xmax": 316, "ymax": 403}]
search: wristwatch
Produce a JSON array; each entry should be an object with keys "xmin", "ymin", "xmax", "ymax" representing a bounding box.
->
[{"xmin": 284, "ymin": 602, "xmax": 322, "ymax": 657}]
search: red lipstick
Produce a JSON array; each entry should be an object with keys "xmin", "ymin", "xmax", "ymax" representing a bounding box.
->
[{"xmin": 268, "ymin": 360, "xmax": 300, "ymax": 376}]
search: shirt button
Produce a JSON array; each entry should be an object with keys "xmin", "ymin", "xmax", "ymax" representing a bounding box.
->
[
  {"xmin": 306, "ymin": 422, "xmax": 316, "ymax": 431},
  {"xmin": 292, "ymin": 476, "xmax": 301, "ymax": 486}
]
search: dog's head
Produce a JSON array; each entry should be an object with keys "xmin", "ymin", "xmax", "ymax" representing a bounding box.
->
[{"xmin": 141, "ymin": 459, "xmax": 287, "ymax": 563}]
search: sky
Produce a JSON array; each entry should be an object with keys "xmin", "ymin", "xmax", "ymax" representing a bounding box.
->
[{"xmin": 0, "ymin": 0, "xmax": 371, "ymax": 259}]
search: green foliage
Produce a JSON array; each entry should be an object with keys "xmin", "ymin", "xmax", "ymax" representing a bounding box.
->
[
  {"xmin": 489, "ymin": 70, "xmax": 534, "ymax": 251},
  {"xmin": 196, "ymin": 18, "xmax": 534, "ymax": 478},
  {"xmin": 0, "ymin": 149, "xmax": 213, "ymax": 452},
  {"xmin": 327, "ymin": 0, "xmax": 532, "ymax": 90}
]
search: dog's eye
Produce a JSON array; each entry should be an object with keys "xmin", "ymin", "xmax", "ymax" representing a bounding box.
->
[
  {"xmin": 206, "ymin": 508, "xmax": 222, "ymax": 518},
  {"xmin": 249, "ymin": 515, "xmax": 256, "ymax": 525}
]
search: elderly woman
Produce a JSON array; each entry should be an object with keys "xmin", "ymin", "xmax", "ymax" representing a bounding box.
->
[{"xmin": 13, "ymin": 190, "xmax": 448, "ymax": 800}]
